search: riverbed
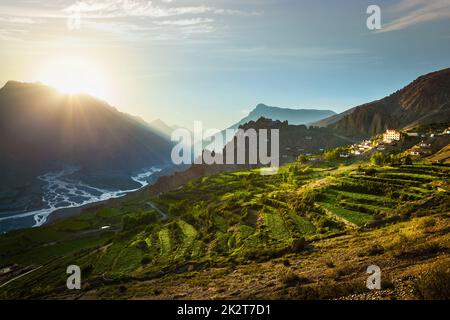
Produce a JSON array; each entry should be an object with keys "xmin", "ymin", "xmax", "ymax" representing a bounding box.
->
[{"xmin": 0, "ymin": 166, "xmax": 162, "ymax": 234}]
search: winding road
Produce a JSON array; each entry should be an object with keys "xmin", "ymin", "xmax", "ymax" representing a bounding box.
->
[{"xmin": 146, "ymin": 202, "xmax": 168, "ymax": 220}]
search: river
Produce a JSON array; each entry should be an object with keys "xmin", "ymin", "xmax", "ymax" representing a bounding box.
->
[{"xmin": 0, "ymin": 166, "xmax": 162, "ymax": 234}]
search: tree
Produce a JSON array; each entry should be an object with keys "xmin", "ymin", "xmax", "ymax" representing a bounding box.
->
[
  {"xmin": 297, "ymin": 155, "xmax": 308, "ymax": 164},
  {"xmin": 323, "ymin": 148, "xmax": 340, "ymax": 161},
  {"xmin": 371, "ymin": 152, "xmax": 385, "ymax": 165},
  {"xmin": 404, "ymin": 155, "xmax": 413, "ymax": 165}
]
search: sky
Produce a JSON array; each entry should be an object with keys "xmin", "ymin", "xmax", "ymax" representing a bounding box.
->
[{"xmin": 0, "ymin": 0, "xmax": 450, "ymax": 130}]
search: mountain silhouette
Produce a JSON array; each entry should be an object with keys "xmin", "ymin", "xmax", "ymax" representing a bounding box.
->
[
  {"xmin": 233, "ymin": 104, "xmax": 336, "ymax": 129},
  {"xmin": 0, "ymin": 81, "xmax": 173, "ymax": 201}
]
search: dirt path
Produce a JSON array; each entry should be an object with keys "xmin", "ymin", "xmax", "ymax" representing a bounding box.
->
[
  {"xmin": 0, "ymin": 265, "xmax": 42, "ymax": 289},
  {"xmin": 146, "ymin": 202, "xmax": 168, "ymax": 220}
]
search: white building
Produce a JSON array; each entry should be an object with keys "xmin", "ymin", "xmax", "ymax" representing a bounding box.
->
[{"xmin": 383, "ymin": 129, "xmax": 401, "ymax": 143}]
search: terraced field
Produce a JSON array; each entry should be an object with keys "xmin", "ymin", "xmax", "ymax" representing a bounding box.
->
[
  {"xmin": 0, "ymin": 162, "xmax": 448, "ymax": 299},
  {"xmin": 317, "ymin": 202, "xmax": 373, "ymax": 227}
]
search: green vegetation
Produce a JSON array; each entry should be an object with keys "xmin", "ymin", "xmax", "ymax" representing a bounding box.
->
[
  {"xmin": 318, "ymin": 202, "xmax": 373, "ymax": 227},
  {"xmin": 0, "ymin": 147, "xmax": 449, "ymax": 299},
  {"xmin": 323, "ymin": 146, "xmax": 350, "ymax": 161}
]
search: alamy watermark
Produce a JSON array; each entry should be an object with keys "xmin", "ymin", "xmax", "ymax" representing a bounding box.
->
[
  {"xmin": 171, "ymin": 121, "xmax": 279, "ymax": 175},
  {"xmin": 66, "ymin": 265, "xmax": 81, "ymax": 290},
  {"xmin": 366, "ymin": 265, "xmax": 381, "ymax": 290},
  {"xmin": 367, "ymin": 5, "xmax": 382, "ymax": 30}
]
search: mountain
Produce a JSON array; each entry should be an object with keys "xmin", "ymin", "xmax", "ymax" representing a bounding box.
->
[
  {"xmin": 148, "ymin": 119, "xmax": 175, "ymax": 139},
  {"xmin": 233, "ymin": 104, "xmax": 336, "ymax": 129},
  {"xmin": 223, "ymin": 117, "xmax": 352, "ymax": 165},
  {"xmin": 147, "ymin": 119, "xmax": 189, "ymax": 141},
  {"xmin": 204, "ymin": 104, "xmax": 336, "ymax": 151},
  {"xmin": 309, "ymin": 106, "xmax": 357, "ymax": 127},
  {"xmin": 0, "ymin": 81, "xmax": 173, "ymax": 213},
  {"xmin": 319, "ymin": 68, "xmax": 450, "ymax": 137}
]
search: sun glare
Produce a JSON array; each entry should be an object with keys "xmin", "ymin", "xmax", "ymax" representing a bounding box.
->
[{"xmin": 39, "ymin": 58, "xmax": 110, "ymax": 101}]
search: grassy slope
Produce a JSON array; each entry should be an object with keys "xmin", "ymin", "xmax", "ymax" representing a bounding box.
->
[
  {"xmin": 84, "ymin": 213, "xmax": 450, "ymax": 300},
  {"xmin": 0, "ymin": 159, "xmax": 449, "ymax": 300}
]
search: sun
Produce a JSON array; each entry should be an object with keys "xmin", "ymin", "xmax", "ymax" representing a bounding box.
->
[{"xmin": 39, "ymin": 57, "xmax": 110, "ymax": 101}]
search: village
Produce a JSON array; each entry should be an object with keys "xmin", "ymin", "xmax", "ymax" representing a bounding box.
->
[
  {"xmin": 276, "ymin": 124, "xmax": 450, "ymax": 164},
  {"xmin": 337, "ymin": 125, "xmax": 450, "ymax": 161}
]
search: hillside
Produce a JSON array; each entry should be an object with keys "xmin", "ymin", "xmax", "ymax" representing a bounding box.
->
[
  {"xmin": 150, "ymin": 117, "xmax": 354, "ymax": 194},
  {"xmin": 234, "ymin": 117, "xmax": 353, "ymax": 163},
  {"xmin": 427, "ymin": 144, "xmax": 450, "ymax": 164},
  {"xmin": 0, "ymin": 144, "xmax": 448, "ymax": 299},
  {"xmin": 310, "ymin": 107, "xmax": 357, "ymax": 128},
  {"xmin": 0, "ymin": 81, "xmax": 172, "ymax": 172},
  {"xmin": 315, "ymin": 68, "xmax": 450, "ymax": 137},
  {"xmin": 147, "ymin": 119, "xmax": 185, "ymax": 140},
  {"xmin": 0, "ymin": 81, "xmax": 173, "ymax": 223}
]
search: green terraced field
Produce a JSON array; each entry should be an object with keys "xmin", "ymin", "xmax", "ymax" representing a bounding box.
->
[
  {"xmin": 331, "ymin": 190, "xmax": 395, "ymax": 207},
  {"xmin": 318, "ymin": 202, "xmax": 374, "ymax": 226},
  {"xmin": 174, "ymin": 220, "xmax": 198, "ymax": 259},
  {"xmin": 0, "ymin": 160, "xmax": 448, "ymax": 299},
  {"xmin": 288, "ymin": 212, "xmax": 317, "ymax": 235},
  {"xmin": 263, "ymin": 210, "xmax": 291, "ymax": 241},
  {"xmin": 158, "ymin": 228, "xmax": 172, "ymax": 257}
]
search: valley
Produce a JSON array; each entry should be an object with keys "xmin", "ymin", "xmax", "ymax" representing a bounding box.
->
[
  {"xmin": 0, "ymin": 68, "xmax": 449, "ymax": 301},
  {"xmin": 0, "ymin": 146, "xmax": 448, "ymax": 299},
  {"xmin": 1, "ymin": 0, "xmax": 450, "ymax": 305}
]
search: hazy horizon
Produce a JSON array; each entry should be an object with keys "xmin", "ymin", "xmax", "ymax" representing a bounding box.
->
[{"xmin": 1, "ymin": 0, "xmax": 450, "ymax": 129}]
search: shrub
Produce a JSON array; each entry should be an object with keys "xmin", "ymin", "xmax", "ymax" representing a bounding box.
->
[
  {"xmin": 420, "ymin": 217, "xmax": 436, "ymax": 229},
  {"xmin": 297, "ymin": 155, "xmax": 308, "ymax": 164},
  {"xmin": 280, "ymin": 269, "xmax": 308, "ymax": 287},
  {"xmin": 118, "ymin": 285, "xmax": 127, "ymax": 293},
  {"xmin": 141, "ymin": 255, "xmax": 152, "ymax": 265},
  {"xmin": 371, "ymin": 152, "xmax": 385, "ymax": 165},
  {"xmin": 293, "ymin": 279, "xmax": 366, "ymax": 299},
  {"xmin": 83, "ymin": 264, "xmax": 94, "ymax": 276},
  {"xmin": 122, "ymin": 210, "xmax": 159, "ymax": 231},
  {"xmin": 333, "ymin": 264, "xmax": 355, "ymax": 280},
  {"xmin": 404, "ymin": 155, "xmax": 413, "ymax": 165},
  {"xmin": 358, "ymin": 244, "xmax": 385, "ymax": 257},
  {"xmin": 415, "ymin": 261, "xmax": 450, "ymax": 299},
  {"xmin": 364, "ymin": 168, "xmax": 377, "ymax": 176},
  {"xmin": 325, "ymin": 260, "xmax": 335, "ymax": 268},
  {"xmin": 395, "ymin": 242, "xmax": 442, "ymax": 259}
]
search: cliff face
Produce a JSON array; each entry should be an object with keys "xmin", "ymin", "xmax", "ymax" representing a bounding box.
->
[{"xmin": 327, "ymin": 68, "xmax": 450, "ymax": 137}]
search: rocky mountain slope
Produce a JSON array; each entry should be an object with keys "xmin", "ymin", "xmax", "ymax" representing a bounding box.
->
[{"xmin": 313, "ymin": 68, "xmax": 450, "ymax": 137}]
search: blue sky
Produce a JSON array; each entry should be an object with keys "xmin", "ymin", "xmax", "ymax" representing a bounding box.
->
[{"xmin": 0, "ymin": 0, "xmax": 449, "ymax": 129}]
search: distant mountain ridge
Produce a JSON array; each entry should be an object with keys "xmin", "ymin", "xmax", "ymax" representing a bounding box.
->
[
  {"xmin": 147, "ymin": 119, "xmax": 189, "ymax": 140},
  {"xmin": 203, "ymin": 103, "xmax": 336, "ymax": 151},
  {"xmin": 148, "ymin": 119, "xmax": 175, "ymax": 138},
  {"xmin": 233, "ymin": 103, "xmax": 336, "ymax": 129},
  {"xmin": 314, "ymin": 68, "xmax": 450, "ymax": 137}
]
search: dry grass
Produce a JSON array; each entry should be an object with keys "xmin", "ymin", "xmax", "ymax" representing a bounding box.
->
[{"xmin": 78, "ymin": 213, "xmax": 449, "ymax": 300}]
